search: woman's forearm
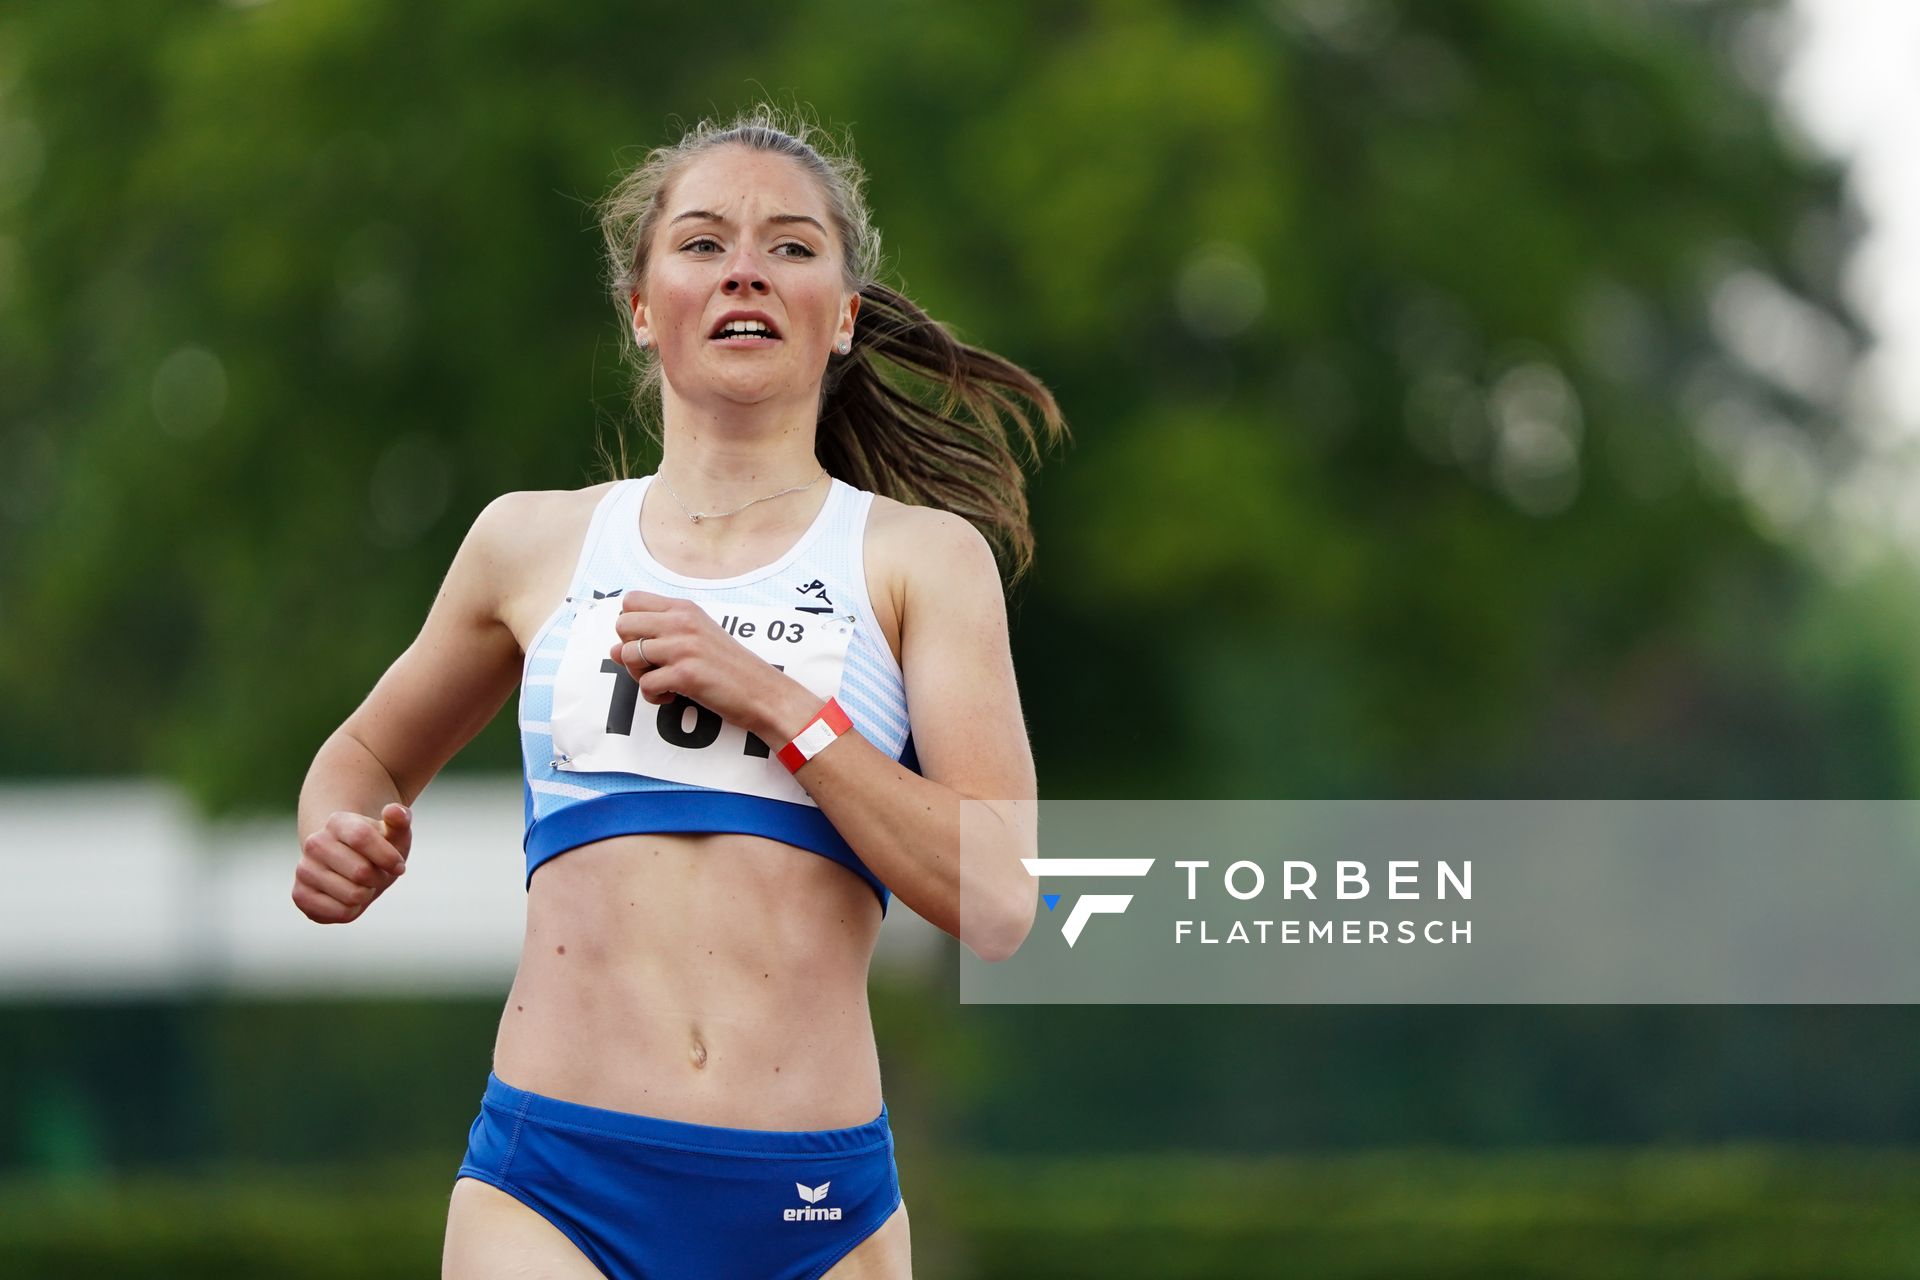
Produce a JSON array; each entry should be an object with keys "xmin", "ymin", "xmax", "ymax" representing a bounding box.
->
[
  {"xmin": 298, "ymin": 727, "xmax": 406, "ymax": 838},
  {"xmin": 758, "ymin": 683, "xmax": 1037, "ymax": 961}
]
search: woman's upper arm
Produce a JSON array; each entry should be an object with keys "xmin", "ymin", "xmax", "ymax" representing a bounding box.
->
[
  {"xmin": 895, "ymin": 509, "xmax": 1037, "ymax": 810},
  {"xmin": 336, "ymin": 493, "xmax": 531, "ymax": 802}
]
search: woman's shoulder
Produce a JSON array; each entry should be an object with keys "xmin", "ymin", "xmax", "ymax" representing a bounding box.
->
[
  {"xmin": 865, "ymin": 492, "xmax": 982, "ymax": 543},
  {"xmin": 470, "ymin": 482, "xmax": 624, "ymax": 642},
  {"xmin": 864, "ymin": 494, "xmax": 1002, "ymax": 594},
  {"xmin": 471, "ymin": 480, "xmax": 624, "ymax": 568},
  {"xmin": 475, "ymin": 480, "xmax": 623, "ymax": 534},
  {"xmin": 462, "ymin": 480, "xmax": 611, "ymax": 555}
]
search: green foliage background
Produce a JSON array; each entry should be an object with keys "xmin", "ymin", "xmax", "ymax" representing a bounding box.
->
[
  {"xmin": 7, "ymin": 0, "xmax": 1918, "ymax": 806},
  {"xmin": 5, "ymin": 0, "xmax": 1920, "ymax": 1274}
]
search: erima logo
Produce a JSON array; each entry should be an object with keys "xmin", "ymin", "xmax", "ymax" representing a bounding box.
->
[
  {"xmin": 1021, "ymin": 858, "xmax": 1156, "ymax": 946},
  {"xmin": 784, "ymin": 1181, "xmax": 841, "ymax": 1222}
]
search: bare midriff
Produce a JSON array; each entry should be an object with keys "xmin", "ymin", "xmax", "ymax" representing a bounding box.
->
[
  {"xmin": 489, "ymin": 829, "xmax": 887, "ymax": 1132},
  {"xmin": 486, "ymin": 482, "xmax": 904, "ymax": 1135}
]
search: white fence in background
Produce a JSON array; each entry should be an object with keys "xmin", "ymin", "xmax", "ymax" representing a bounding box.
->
[{"xmin": 0, "ymin": 777, "xmax": 944, "ymax": 998}]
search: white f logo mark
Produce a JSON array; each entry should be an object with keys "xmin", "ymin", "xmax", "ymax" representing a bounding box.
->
[{"xmin": 1021, "ymin": 858, "xmax": 1156, "ymax": 946}]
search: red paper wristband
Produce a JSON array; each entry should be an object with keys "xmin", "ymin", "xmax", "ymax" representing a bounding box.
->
[{"xmin": 776, "ymin": 697, "xmax": 854, "ymax": 773}]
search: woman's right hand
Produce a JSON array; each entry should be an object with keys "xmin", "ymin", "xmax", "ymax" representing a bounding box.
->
[{"xmin": 292, "ymin": 803, "xmax": 412, "ymax": 924}]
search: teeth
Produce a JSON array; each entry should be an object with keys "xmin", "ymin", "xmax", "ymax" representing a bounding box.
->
[{"xmin": 716, "ymin": 320, "xmax": 773, "ymax": 337}]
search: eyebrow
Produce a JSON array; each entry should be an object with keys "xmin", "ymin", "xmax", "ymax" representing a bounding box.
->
[{"xmin": 668, "ymin": 209, "xmax": 827, "ymax": 235}]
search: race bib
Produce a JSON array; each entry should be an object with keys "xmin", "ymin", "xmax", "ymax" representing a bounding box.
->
[{"xmin": 548, "ymin": 595, "xmax": 855, "ymax": 806}]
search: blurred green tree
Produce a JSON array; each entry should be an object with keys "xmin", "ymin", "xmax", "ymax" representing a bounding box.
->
[{"xmin": 0, "ymin": 0, "xmax": 1907, "ymax": 810}]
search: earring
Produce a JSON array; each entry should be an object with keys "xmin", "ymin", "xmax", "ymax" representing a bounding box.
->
[
  {"xmin": 836, "ymin": 340, "xmax": 851, "ymax": 355},
  {"xmin": 636, "ymin": 333, "xmax": 651, "ymax": 350}
]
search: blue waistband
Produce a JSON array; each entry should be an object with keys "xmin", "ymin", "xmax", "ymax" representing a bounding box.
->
[
  {"xmin": 480, "ymin": 1072, "xmax": 892, "ymax": 1157},
  {"xmin": 523, "ymin": 789, "xmax": 891, "ymax": 911}
]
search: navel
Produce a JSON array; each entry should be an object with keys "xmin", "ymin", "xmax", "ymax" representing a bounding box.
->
[{"xmin": 689, "ymin": 1036, "xmax": 709, "ymax": 1070}]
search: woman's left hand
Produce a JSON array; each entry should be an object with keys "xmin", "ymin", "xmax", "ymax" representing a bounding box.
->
[{"xmin": 606, "ymin": 590, "xmax": 813, "ymax": 742}]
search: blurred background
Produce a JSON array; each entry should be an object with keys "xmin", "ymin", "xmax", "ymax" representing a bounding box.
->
[{"xmin": 5, "ymin": 0, "xmax": 1920, "ymax": 1275}]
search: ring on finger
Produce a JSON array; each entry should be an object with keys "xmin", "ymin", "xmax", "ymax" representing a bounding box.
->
[{"xmin": 635, "ymin": 637, "xmax": 651, "ymax": 667}]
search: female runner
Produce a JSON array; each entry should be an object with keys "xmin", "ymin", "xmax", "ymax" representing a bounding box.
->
[{"xmin": 291, "ymin": 106, "xmax": 1062, "ymax": 1279}]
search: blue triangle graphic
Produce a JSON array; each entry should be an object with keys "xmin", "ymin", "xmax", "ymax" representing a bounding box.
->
[{"xmin": 1043, "ymin": 893, "xmax": 1061, "ymax": 912}]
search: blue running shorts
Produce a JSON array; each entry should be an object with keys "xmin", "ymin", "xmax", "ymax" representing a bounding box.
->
[{"xmin": 455, "ymin": 1071, "xmax": 902, "ymax": 1279}]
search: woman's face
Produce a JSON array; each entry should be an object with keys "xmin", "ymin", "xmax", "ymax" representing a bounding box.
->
[{"xmin": 633, "ymin": 146, "xmax": 858, "ymax": 410}]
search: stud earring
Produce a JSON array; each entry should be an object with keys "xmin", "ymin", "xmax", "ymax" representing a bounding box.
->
[
  {"xmin": 836, "ymin": 340, "xmax": 851, "ymax": 355},
  {"xmin": 636, "ymin": 333, "xmax": 650, "ymax": 350}
]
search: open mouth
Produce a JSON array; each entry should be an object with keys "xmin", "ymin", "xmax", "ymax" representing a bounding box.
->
[{"xmin": 710, "ymin": 320, "xmax": 782, "ymax": 342}]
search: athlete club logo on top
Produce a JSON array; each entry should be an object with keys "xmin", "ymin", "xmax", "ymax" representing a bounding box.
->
[
  {"xmin": 785, "ymin": 1181, "xmax": 840, "ymax": 1222},
  {"xmin": 548, "ymin": 588, "xmax": 855, "ymax": 804},
  {"xmin": 1021, "ymin": 857, "xmax": 1156, "ymax": 946}
]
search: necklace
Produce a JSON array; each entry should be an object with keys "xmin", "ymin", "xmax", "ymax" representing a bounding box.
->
[{"xmin": 655, "ymin": 468, "xmax": 827, "ymax": 524}]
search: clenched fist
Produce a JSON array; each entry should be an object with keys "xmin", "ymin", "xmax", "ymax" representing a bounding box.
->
[{"xmin": 292, "ymin": 803, "xmax": 411, "ymax": 924}]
